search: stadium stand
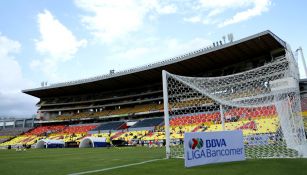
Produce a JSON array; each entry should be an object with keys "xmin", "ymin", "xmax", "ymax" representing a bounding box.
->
[
  {"xmin": 53, "ymin": 102, "xmax": 163, "ymax": 121},
  {"xmin": 1, "ymin": 135, "xmax": 40, "ymax": 146},
  {"xmin": 130, "ymin": 118, "xmax": 164, "ymax": 128},
  {"xmin": 0, "ymin": 137, "xmax": 9, "ymax": 143},
  {"xmin": 92, "ymin": 121, "xmax": 126, "ymax": 131},
  {"xmin": 91, "ymin": 110, "xmax": 112, "ymax": 118},
  {"xmin": 0, "ymin": 128, "xmax": 32, "ymax": 144},
  {"xmin": 1, "ymin": 31, "xmax": 305, "ymax": 149},
  {"xmin": 59, "ymin": 125, "xmax": 97, "ymax": 143},
  {"xmin": 0, "ymin": 124, "xmax": 98, "ymax": 147},
  {"xmin": 0, "ymin": 112, "xmax": 286, "ymax": 147},
  {"xmin": 0, "ymin": 128, "xmax": 31, "ymax": 137},
  {"xmin": 25, "ymin": 125, "xmax": 65, "ymax": 135},
  {"xmin": 0, "ymin": 102, "xmax": 284, "ymax": 147},
  {"xmin": 60, "ymin": 125, "xmax": 97, "ymax": 134},
  {"xmin": 56, "ymin": 112, "xmax": 92, "ymax": 120}
]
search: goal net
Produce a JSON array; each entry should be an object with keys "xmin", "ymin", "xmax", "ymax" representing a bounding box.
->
[{"xmin": 162, "ymin": 51, "xmax": 307, "ymax": 159}]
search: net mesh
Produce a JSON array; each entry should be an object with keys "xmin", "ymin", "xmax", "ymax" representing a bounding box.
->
[{"xmin": 163, "ymin": 51, "xmax": 307, "ymax": 159}]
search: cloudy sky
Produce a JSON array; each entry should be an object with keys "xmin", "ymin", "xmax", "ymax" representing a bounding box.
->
[{"xmin": 0, "ymin": 0, "xmax": 306, "ymax": 118}]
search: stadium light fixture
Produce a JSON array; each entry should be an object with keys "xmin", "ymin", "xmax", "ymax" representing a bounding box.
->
[
  {"xmin": 222, "ymin": 36, "xmax": 226, "ymax": 44},
  {"xmin": 296, "ymin": 47, "xmax": 307, "ymax": 77},
  {"xmin": 227, "ymin": 33, "xmax": 234, "ymax": 43}
]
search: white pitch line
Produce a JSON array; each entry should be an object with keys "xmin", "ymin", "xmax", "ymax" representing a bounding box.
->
[{"xmin": 67, "ymin": 158, "xmax": 165, "ymax": 175}]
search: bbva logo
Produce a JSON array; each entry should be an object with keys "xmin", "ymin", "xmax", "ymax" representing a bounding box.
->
[{"xmin": 188, "ymin": 138, "xmax": 203, "ymax": 150}]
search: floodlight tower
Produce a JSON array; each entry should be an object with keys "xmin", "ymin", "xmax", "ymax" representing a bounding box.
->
[{"xmin": 296, "ymin": 47, "xmax": 307, "ymax": 77}]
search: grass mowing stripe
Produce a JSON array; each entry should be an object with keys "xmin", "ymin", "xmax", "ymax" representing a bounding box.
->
[
  {"xmin": 1, "ymin": 147, "xmax": 306, "ymax": 175},
  {"xmin": 67, "ymin": 158, "xmax": 166, "ymax": 175},
  {"xmin": 0, "ymin": 151, "xmax": 110, "ymax": 160}
]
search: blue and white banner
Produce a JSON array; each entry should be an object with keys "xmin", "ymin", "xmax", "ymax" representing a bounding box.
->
[
  {"xmin": 184, "ymin": 130, "xmax": 245, "ymax": 167},
  {"xmin": 245, "ymin": 134, "xmax": 270, "ymax": 146}
]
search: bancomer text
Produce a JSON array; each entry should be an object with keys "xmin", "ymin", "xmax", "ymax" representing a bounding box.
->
[
  {"xmin": 187, "ymin": 139, "xmax": 243, "ymax": 160},
  {"xmin": 187, "ymin": 148, "xmax": 243, "ymax": 160}
]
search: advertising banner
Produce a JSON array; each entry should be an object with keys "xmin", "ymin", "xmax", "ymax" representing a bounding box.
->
[{"xmin": 184, "ymin": 130, "xmax": 245, "ymax": 167}]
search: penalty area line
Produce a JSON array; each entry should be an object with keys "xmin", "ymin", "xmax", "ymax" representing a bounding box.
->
[{"xmin": 67, "ymin": 158, "xmax": 166, "ymax": 175}]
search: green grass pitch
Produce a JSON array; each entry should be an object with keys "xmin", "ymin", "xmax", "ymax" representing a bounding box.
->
[{"xmin": 0, "ymin": 147, "xmax": 306, "ymax": 175}]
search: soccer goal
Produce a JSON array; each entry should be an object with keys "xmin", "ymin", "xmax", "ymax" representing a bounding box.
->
[{"xmin": 162, "ymin": 50, "xmax": 307, "ymax": 159}]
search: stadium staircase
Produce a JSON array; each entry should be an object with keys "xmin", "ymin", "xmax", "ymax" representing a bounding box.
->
[{"xmin": 111, "ymin": 131, "xmax": 125, "ymax": 140}]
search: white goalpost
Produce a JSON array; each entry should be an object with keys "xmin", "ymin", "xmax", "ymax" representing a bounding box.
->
[{"xmin": 163, "ymin": 50, "xmax": 307, "ymax": 159}]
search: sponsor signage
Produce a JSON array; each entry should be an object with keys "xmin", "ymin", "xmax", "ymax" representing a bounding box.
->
[
  {"xmin": 245, "ymin": 134, "xmax": 270, "ymax": 146},
  {"xmin": 184, "ymin": 130, "xmax": 245, "ymax": 167}
]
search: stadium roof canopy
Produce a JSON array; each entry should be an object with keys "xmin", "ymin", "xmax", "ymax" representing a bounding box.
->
[{"xmin": 23, "ymin": 30, "xmax": 287, "ymax": 98}]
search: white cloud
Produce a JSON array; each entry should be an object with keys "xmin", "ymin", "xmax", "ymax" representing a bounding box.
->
[
  {"xmin": 102, "ymin": 37, "xmax": 212, "ymax": 72},
  {"xmin": 218, "ymin": 0, "xmax": 271, "ymax": 27},
  {"xmin": 114, "ymin": 47, "xmax": 152, "ymax": 62},
  {"xmin": 163, "ymin": 37, "xmax": 212, "ymax": 57},
  {"xmin": 76, "ymin": 0, "xmax": 270, "ymax": 30},
  {"xmin": 156, "ymin": 4, "xmax": 177, "ymax": 14},
  {"xmin": 0, "ymin": 33, "xmax": 37, "ymax": 117},
  {"xmin": 31, "ymin": 10, "xmax": 87, "ymax": 81},
  {"xmin": 207, "ymin": 9, "xmax": 223, "ymax": 18},
  {"xmin": 75, "ymin": 0, "xmax": 177, "ymax": 43},
  {"xmin": 0, "ymin": 34, "xmax": 22, "ymax": 92},
  {"xmin": 184, "ymin": 16, "xmax": 202, "ymax": 23},
  {"xmin": 198, "ymin": 0, "xmax": 251, "ymax": 9},
  {"xmin": 184, "ymin": 0, "xmax": 271, "ymax": 27}
]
